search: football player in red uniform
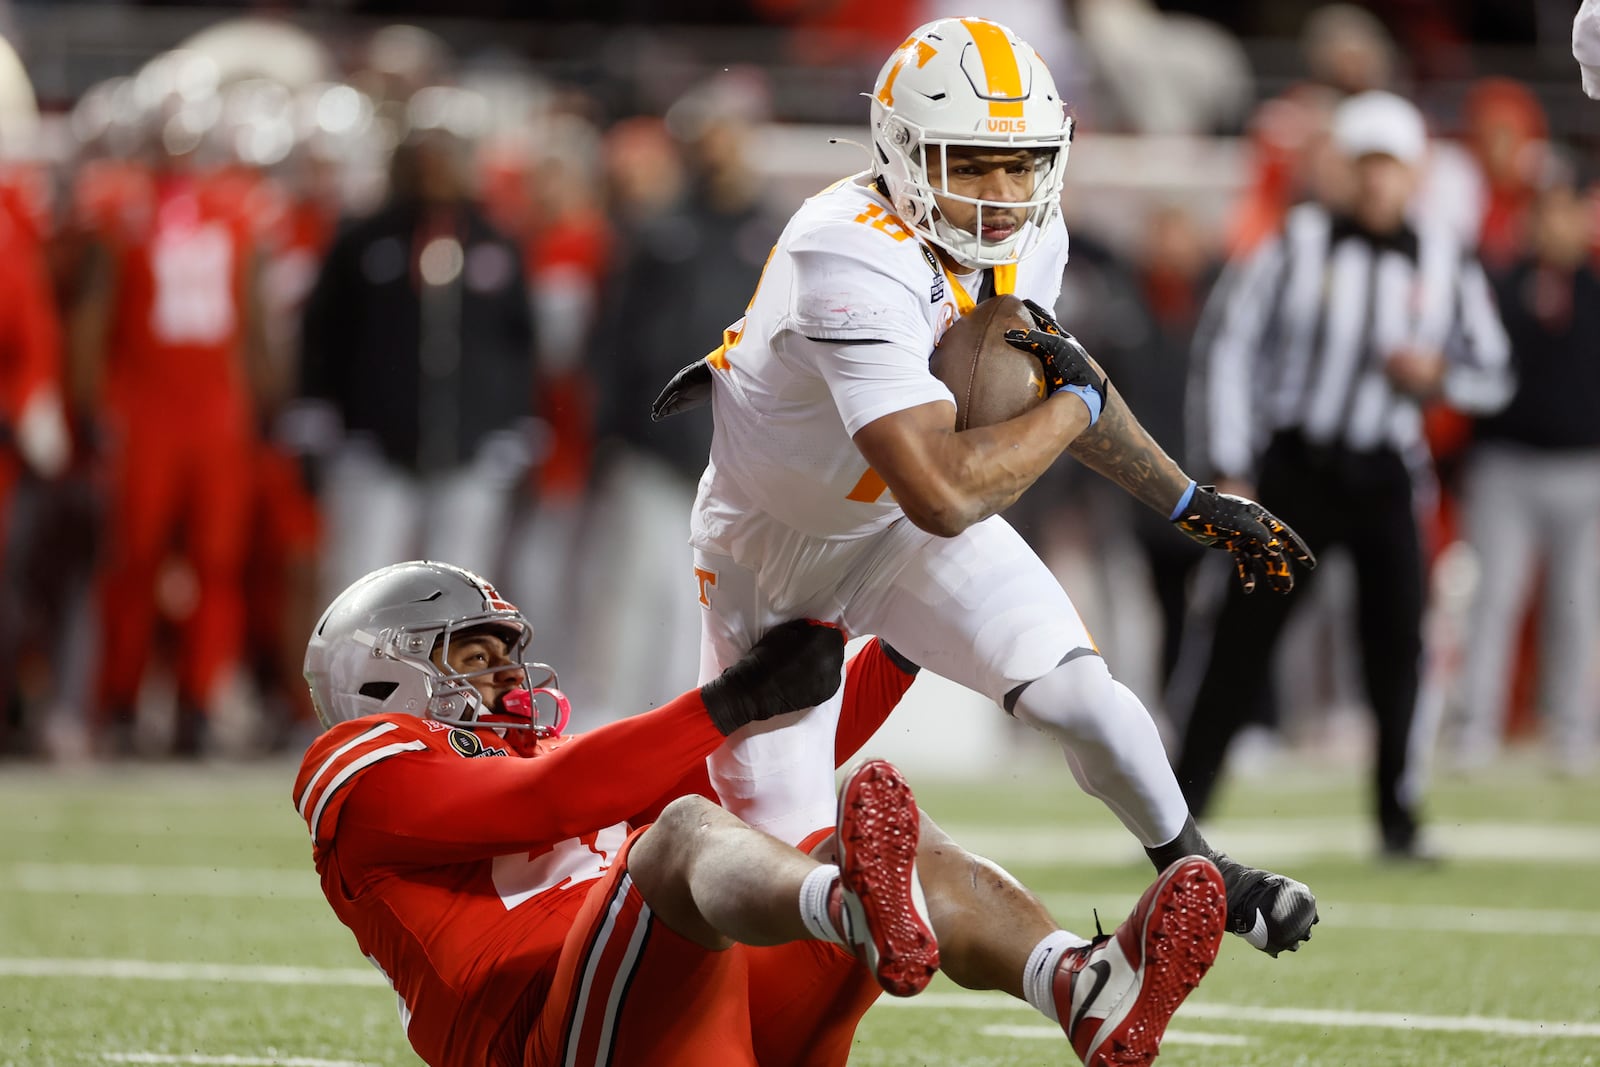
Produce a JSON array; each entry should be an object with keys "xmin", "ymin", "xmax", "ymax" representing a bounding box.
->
[
  {"xmin": 71, "ymin": 55, "xmax": 268, "ymax": 755},
  {"xmin": 0, "ymin": 181, "xmax": 67, "ymax": 531},
  {"xmin": 295, "ymin": 560, "xmax": 1226, "ymax": 1067}
]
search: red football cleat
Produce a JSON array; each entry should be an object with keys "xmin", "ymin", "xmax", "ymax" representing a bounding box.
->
[
  {"xmin": 1055, "ymin": 855, "xmax": 1226, "ymax": 1065},
  {"xmin": 833, "ymin": 758, "xmax": 941, "ymax": 997}
]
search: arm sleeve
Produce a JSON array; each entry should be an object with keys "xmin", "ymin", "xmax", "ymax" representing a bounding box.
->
[
  {"xmin": 338, "ymin": 690, "xmax": 726, "ymax": 868},
  {"xmin": 1203, "ymin": 235, "xmax": 1285, "ymax": 481},
  {"xmin": 1440, "ymin": 255, "xmax": 1514, "ymax": 414}
]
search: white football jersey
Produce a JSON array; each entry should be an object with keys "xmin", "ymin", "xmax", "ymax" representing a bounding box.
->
[{"xmin": 691, "ymin": 173, "xmax": 1069, "ymax": 549}]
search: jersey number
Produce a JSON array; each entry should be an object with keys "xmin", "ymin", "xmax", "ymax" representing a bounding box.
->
[
  {"xmin": 491, "ymin": 823, "xmax": 627, "ymax": 910},
  {"xmin": 150, "ymin": 223, "xmax": 237, "ymax": 345},
  {"xmin": 852, "ymin": 204, "xmax": 913, "ymax": 243}
]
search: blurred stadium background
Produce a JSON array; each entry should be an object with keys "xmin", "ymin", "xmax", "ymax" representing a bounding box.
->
[
  {"xmin": 0, "ymin": 1, "xmax": 1587, "ymax": 785},
  {"xmin": 0, "ymin": 0, "xmax": 1590, "ymax": 785},
  {"xmin": 2, "ymin": 1, "xmax": 1600, "ymax": 1065}
]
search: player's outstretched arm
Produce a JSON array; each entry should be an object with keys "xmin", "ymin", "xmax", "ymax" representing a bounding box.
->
[{"xmin": 334, "ymin": 622, "xmax": 846, "ymax": 864}]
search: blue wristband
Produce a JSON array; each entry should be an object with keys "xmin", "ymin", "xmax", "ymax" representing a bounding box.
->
[
  {"xmin": 1059, "ymin": 383, "xmax": 1103, "ymax": 426},
  {"xmin": 1168, "ymin": 479, "xmax": 1198, "ymax": 521}
]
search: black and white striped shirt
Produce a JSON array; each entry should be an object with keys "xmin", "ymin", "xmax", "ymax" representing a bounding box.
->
[{"xmin": 1199, "ymin": 203, "xmax": 1512, "ymax": 480}]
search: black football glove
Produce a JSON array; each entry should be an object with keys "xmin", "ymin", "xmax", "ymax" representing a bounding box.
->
[
  {"xmin": 1171, "ymin": 485, "xmax": 1316, "ymax": 594},
  {"xmin": 1002, "ymin": 327, "xmax": 1107, "ymax": 422},
  {"xmin": 700, "ymin": 620, "xmax": 845, "ymax": 735},
  {"xmin": 1021, "ymin": 297, "xmax": 1065, "ymax": 335},
  {"xmin": 650, "ymin": 358, "xmax": 714, "ymax": 421}
]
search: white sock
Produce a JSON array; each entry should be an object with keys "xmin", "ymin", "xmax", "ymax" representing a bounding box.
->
[
  {"xmin": 798, "ymin": 864, "xmax": 848, "ymax": 945},
  {"xmin": 1022, "ymin": 929, "xmax": 1089, "ymax": 1023}
]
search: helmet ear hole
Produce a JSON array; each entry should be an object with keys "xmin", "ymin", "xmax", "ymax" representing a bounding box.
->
[{"xmin": 358, "ymin": 681, "xmax": 400, "ymax": 701}]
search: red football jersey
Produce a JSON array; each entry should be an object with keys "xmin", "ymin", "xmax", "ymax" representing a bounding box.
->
[
  {"xmin": 96, "ymin": 169, "xmax": 256, "ymax": 409},
  {"xmin": 292, "ymin": 691, "xmax": 729, "ymax": 1067},
  {"xmin": 291, "ymin": 642, "xmax": 917, "ymax": 1067}
]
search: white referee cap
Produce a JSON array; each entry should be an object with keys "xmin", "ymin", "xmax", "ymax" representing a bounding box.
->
[{"xmin": 1332, "ymin": 90, "xmax": 1426, "ymax": 164}]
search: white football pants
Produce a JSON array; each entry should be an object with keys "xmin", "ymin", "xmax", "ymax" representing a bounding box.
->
[{"xmin": 697, "ymin": 513, "xmax": 1190, "ymax": 846}]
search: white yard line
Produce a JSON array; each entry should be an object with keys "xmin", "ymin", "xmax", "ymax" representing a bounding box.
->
[
  {"xmin": 14, "ymin": 814, "xmax": 1600, "ymax": 863},
  {"xmin": 10, "ymin": 861, "xmax": 1600, "ymax": 940},
  {"xmin": 12, "ymin": 958, "xmax": 1600, "ymax": 1042},
  {"xmin": 884, "ymin": 992, "xmax": 1600, "ymax": 1039},
  {"xmin": 103, "ymin": 1055, "xmax": 376, "ymax": 1067},
  {"xmin": 936, "ymin": 819, "xmax": 1600, "ymax": 866}
]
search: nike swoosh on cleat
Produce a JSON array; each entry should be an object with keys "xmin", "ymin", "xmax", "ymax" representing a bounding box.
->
[{"xmin": 1069, "ymin": 960, "xmax": 1112, "ymax": 1036}]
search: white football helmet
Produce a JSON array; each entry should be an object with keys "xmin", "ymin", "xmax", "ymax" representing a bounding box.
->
[
  {"xmin": 303, "ymin": 560, "xmax": 569, "ymax": 736},
  {"xmin": 869, "ymin": 17, "xmax": 1073, "ymax": 267}
]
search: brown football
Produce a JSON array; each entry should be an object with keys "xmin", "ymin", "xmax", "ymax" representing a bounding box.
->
[{"xmin": 928, "ymin": 294, "xmax": 1047, "ymax": 431}]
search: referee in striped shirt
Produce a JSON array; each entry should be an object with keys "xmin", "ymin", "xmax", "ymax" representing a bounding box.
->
[{"xmin": 1174, "ymin": 91, "xmax": 1512, "ymax": 860}]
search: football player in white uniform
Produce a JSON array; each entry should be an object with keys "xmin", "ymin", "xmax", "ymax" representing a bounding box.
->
[{"xmin": 654, "ymin": 17, "xmax": 1321, "ymax": 960}]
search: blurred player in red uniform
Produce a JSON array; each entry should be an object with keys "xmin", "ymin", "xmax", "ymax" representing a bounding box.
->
[
  {"xmin": 296, "ymin": 560, "xmax": 1226, "ymax": 1067},
  {"xmin": 0, "ymin": 181, "xmax": 68, "ymax": 534},
  {"xmin": 70, "ymin": 53, "xmax": 268, "ymax": 755},
  {"xmin": 0, "ymin": 161, "xmax": 70, "ymax": 753}
]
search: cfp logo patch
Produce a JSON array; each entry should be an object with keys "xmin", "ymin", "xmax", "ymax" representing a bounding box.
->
[{"xmin": 448, "ymin": 729, "xmax": 507, "ymax": 759}]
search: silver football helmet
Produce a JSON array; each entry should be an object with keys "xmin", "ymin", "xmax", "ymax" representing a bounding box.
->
[
  {"xmin": 303, "ymin": 560, "xmax": 569, "ymax": 736},
  {"xmin": 869, "ymin": 17, "xmax": 1073, "ymax": 267}
]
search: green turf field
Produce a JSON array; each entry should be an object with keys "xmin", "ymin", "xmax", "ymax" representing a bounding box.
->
[{"xmin": 4, "ymin": 755, "xmax": 1598, "ymax": 1066}]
